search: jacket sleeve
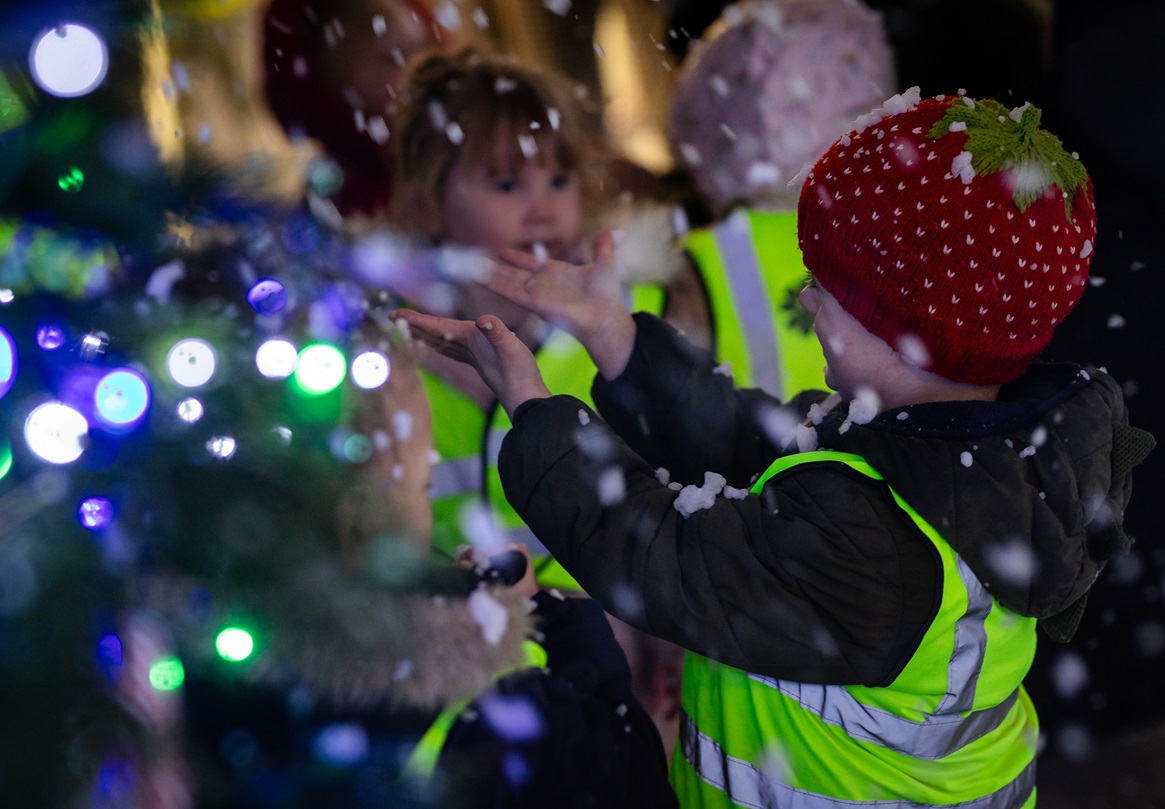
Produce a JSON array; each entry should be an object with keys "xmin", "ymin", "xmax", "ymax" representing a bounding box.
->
[
  {"xmin": 590, "ymin": 312, "xmax": 826, "ymax": 488},
  {"xmin": 498, "ymin": 395, "xmax": 941, "ymax": 687}
]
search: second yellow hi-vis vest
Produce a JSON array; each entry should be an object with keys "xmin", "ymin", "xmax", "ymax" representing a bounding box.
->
[
  {"xmin": 685, "ymin": 208, "xmax": 826, "ymax": 399},
  {"xmin": 424, "ymin": 285, "xmax": 666, "ymax": 591},
  {"xmin": 671, "ymin": 451, "xmax": 1039, "ymax": 809}
]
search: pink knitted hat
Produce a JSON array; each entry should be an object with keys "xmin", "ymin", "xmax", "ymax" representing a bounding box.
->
[
  {"xmin": 668, "ymin": 0, "xmax": 896, "ymax": 215},
  {"xmin": 797, "ymin": 88, "xmax": 1097, "ymax": 385}
]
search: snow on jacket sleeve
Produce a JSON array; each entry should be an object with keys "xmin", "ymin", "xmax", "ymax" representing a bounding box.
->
[{"xmin": 498, "ymin": 394, "xmax": 941, "ymax": 686}]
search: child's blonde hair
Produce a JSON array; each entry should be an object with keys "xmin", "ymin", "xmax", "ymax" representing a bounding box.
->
[{"xmin": 391, "ymin": 47, "xmax": 595, "ymax": 237}]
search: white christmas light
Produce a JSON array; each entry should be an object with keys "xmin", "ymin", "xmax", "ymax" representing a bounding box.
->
[
  {"xmin": 29, "ymin": 24, "xmax": 109, "ymax": 99},
  {"xmin": 255, "ymin": 339, "xmax": 298, "ymax": 379},
  {"xmin": 167, "ymin": 339, "xmax": 216, "ymax": 388},
  {"xmin": 24, "ymin": 401, "xmax": 88, "ymax": 464},
  {"xmin": 351, "ymin": 351, "xmax": 390, "ymax": 389}
]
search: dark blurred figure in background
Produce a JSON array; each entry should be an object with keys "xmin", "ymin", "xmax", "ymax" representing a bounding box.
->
[{"xmin": 261, "ymin": 0, "xmax": 448, "ymax": 219}]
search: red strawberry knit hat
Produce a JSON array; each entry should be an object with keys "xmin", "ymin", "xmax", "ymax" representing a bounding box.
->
[{"xmin": 797, "ymin": 88, "xmax": 1097, "ymax": 385}]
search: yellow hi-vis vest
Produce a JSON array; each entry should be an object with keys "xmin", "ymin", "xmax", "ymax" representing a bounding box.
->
[
  {"xmin": 401, "ymin": 640, "xmax": 549, "ymax": 782},
  {"xmin": 424, "ymin": 285, "xmax": 666, "ymax": 591},
  {"xmin": 671, "ymin": 451, "xmax": 1039, "ymax": 809},
  {"xmin": 685, "ymin": 208, "xmax": 826, "ymax": 399}
]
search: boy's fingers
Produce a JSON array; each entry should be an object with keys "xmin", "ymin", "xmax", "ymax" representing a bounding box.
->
[{"xmin": 474, "ymin": 315, "xmax": 510, "ymax": 343}]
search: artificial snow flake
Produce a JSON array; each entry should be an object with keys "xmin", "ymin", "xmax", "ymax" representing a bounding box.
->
[
  {"xmin": 578, "ymin": 409, "xmax": 590, "ymax": 425},
  {"xmin": 597, "ymin": 467, "xmax": 625, "ymax": 506},
  {"xmin": 468, "ymin": 588, "xmax": 508, "ymax": 645},
  {"xmin": 712, "ymin": 362, "xmax": 732, "ymax": 377},
  {"xmin": 673, "ymin": 472, "xmax": 727, "ymax": 518},
  {"xmin": 951, "ymin": 150, "xmax": 975, "ymax": 184},
  {"xmin": 960, "ymin": 451, "xmax": 973, "ymax": 468}
]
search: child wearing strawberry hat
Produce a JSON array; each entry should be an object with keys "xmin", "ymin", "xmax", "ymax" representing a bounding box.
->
[{"xmin": 394, "ymin": 88, "xmax": 1155, "ymax": 807}]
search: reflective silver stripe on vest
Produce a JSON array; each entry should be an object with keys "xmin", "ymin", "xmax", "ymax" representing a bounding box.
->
[
  {"xmin": 485, "ymin": 426, "xmax": 507, "ymax": 467},
  {"xmin": 504, "ymin": 523, "xmax": 551, "ymax": 556},
  {"xmin": 714, "ymin": 212, "xmax": 784, "ymax": 397},
  {"xmin": 745, "ymin": 554, "xmax": 1003, "ymax": 760},
  {"xmin": 938, "ymin": 555, "xmax": 991, "ymax": 714},
  {"xmin": 428, "ymin": 456, "xmax": 481, "ymax": 499},
  {"xmin": 681, "ymin": 712, "xmax": 1035, "ymax": 809}
]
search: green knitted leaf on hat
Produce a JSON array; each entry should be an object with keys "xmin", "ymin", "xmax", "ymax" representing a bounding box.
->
[{"xmin": 927, "ymin": 97, "xmax": 1089, "ymax": 219}]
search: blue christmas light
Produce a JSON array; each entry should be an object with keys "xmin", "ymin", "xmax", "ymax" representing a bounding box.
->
[
  {"xmin": 247, "ymin": 279, "xmax": 288, "ymax": 314},
  {"xmin": 94, "ymin": 369, "xmax": 151, "ymax": 428},
  {"xmin": 0, "ymin": 326, "xmax": 15, "ymax": 399},
  {"xmin": 78, "ymin": 496, "xmax": 114, "ymax": 530},
  {"xmin": 36, "ymin": 324, "xmax": 66, "ymax": 350}
]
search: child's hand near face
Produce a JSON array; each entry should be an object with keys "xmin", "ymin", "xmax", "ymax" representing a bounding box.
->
[{"xmin": 487, "ymin": 231, "xmax": 638, "ymax": 380}]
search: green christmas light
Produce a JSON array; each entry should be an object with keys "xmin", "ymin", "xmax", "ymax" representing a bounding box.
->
[
  {"xmin": 0, "ymin": 440, "xmax": 12, "ymax": 481},
  {"xmin": 58, "ymin": 167, "xmax": 84, "ymax": 193},
  {"xmin": 293, "ymin": 343, "xmax": 346, "ymax": 395},
  {"xmin": 148, "ymin": 656, "xmax": 185, "ymax": 691},
  {"xmin": 214, "ymin": 627, "xmax": 254, "ymax": 662}
]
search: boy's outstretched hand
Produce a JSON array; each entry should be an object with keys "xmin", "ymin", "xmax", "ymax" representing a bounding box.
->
[
  {"xmin": 392, "ymin": 310, "xmax": 551, "ymax": 419},
  {"xmin": 489, "ymin": 231, "xmax": 637, "ymax": 380}
]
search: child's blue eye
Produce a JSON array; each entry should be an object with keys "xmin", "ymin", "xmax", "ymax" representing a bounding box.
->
[
  {"xmin": 494, "ymin": 179, "xmax": 518, "ymax": 193},
  {"xmin": 550, "ymin": 173, "xmax": 572, "ymax": 190}
]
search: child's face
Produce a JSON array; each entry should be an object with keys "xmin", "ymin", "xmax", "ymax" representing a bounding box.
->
[{"xmin": 439, "ymin": 159, "xmax": 583, "ymax": 260}]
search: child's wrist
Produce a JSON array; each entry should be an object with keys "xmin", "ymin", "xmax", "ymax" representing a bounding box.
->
[{"xmin": 584, "ymin": 306, "xmax": 636, "ymax": 381}]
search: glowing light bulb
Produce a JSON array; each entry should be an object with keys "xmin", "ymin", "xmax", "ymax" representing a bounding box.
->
[
  {"xmin": 78, "ymin": 496, "xmax": 114, "ymax": 529},
  {"xmin": 207, "ymin": 435, "xmax": 236, "ymax": 459},
  {"xmin": 148, "ymin": 656, "xmax": 184, "ymax": 691},
  {"xmin": 24, "ymin": 401, "xmax": 88, "ymax": 464},
  {"xmin": 0, "ymin": 440, "xmax": 12, "ymax": 481},
  {"xmin": 294, "ymin": 344, "xmax": 345, "ymax": 395},
  {"xmin": 57, "ymin": 166, "xmax": 84, "ymax": 192},
  {"xmin": 255, "ymin": 339, "xmax": 297, "ymax": 379},
  {"xmin": 343, "ymin": 433, "xmax": 373, "ymax": 463},
  {"xmin": 215, "ymin": 627, "xmax": 254, "ymax": 662},
  {"xmin": 79, "ymin": 331, "xmax": 108, "ymax": 359},
  {"xmin": 36, "ymin": 324, "xmax": 65, "ymax": 350},
  {"xmin": 94, "ymin": 369, "xmax": 150, "ymax": 428},
  {"xmin": 29, "ymin": 24, "xmax": 109, "ymax": 98},
  {"xmin": 166, "ymin": 339, "xmax": 216, "ymax": 388},
  {"xmin": 0, "ymin": 326, "xmax": 15, "ymax": 399},
  {"xmin": 351, "ymin": 351, "xmax": 390, "ymax": 389},
  {"xmin": 176, "ymin": 398, "xmax": 203, "ymax": 423},
  {"xmin": 246, "ymin": 279, "xmax": 287, "ymax": 314}
]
